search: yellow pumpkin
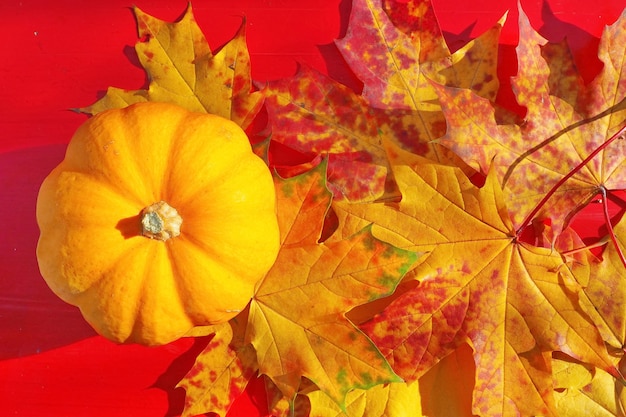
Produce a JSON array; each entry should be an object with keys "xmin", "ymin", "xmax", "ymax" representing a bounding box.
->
[{"xmin": 36, "ymin": 102, "xmax": 280, "ymax": 346}]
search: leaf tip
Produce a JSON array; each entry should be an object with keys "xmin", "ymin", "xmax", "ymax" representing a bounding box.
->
[{"xmin": 498, "ymin": 10, "xmax": 509, "ymax": 26}]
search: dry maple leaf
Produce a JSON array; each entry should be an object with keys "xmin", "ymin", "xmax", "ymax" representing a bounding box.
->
[
  {"xmin": 263, "ymin": 0, "xmax": 503, "ymax": 203},
  {"xmin": 436, "ymin": 6, "xmax": 626, "ymax": 234},
  {"xmin": 336, "ymin": 0, "xmax": 502, "ymax": 110},
  {"xmin": 330, "ymin": 142, "xmax": 620, "ymax": 416},
  {"xmin": 245, "ymin": 161, "xmax": 419, "ymax": 408},
  {"xmin": 79, "ymin": 4, "xmax": 262, "ymax": 129}
]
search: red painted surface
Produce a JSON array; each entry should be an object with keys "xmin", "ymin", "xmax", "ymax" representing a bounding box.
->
[{"xmin": 1, "ymin": 1, "xmax": 624, "ymax": 416}]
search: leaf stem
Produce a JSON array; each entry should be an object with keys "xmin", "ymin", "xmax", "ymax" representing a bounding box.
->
[
  {"xmin": 600, "ymin": 186, "xmax": 626, "ymax": 269},
  {"xmin": 516, "ymin": 124, "xmax": 626, "ymax": 237},
  {"xmin": 560, "ymin": 235, "xmax": 609, "ymax": 257}
]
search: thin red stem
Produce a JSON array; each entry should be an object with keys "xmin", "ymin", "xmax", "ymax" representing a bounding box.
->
[
  {"xmin": 560, "ymin": 235, "xmax": 609, "ymax": 257},
  {"xmin": 600, "ymin": 187, "xmax": 626, "ymax": 269},
  {"xmin": 516, "ymin": 124, "xmax": 626, "ymax": 237}
]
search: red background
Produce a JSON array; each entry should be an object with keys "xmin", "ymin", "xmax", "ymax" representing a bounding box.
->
[{"xmin": 1, "ymin": 1, "xmax": 624, "ymax": 416}]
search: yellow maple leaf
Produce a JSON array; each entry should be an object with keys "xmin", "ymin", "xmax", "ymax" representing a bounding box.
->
[
  {"xmin": 79, "ymin": 4, "xmax": 262, "ymax": 129},
  {"xmin": 330, "ymin": 142, "xmax": 620, "ymax": 416},
  {"xmin": 245, "ymin": 161, "xmax": 418, "ymax": 408}
]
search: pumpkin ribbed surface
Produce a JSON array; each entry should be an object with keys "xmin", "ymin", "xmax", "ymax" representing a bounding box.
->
[{"xmin": 36, "ymin": 102, "xmax": 280, "ymax": 345}]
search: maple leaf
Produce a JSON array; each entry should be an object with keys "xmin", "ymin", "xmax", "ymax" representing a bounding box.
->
[
  {"xmin": 262, "ymin": 65, "xmax": 390, "ymax": 202},
  {"xmin": 177, "ymin": 316, "xmax": 257, "ymax": 417},
  {"xmin": 436, "ymin": 6, "xmax": 626, "ymax": 233},
  {"xmin": 79, "ymin": 4, "xmax": 262, "ymax": 129},
  {"xmin": 245, "ymin": 161, "xmax": 419, "ymax": 408},
  {"xmin": 263, "ymin": 0, "xmax": 503, "ymax": 203},
  {"xmin": 330, "ymin": 143, "xmax": 620, "ymax": 416},
  {"xmin": 336, "ymin": 0, "xmax": 502, "ymax": 110}
]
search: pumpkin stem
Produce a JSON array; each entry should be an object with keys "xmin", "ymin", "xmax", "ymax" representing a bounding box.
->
[{"xmin": 140, "ymin": 201, "xmax": 182, "ymax": 241}]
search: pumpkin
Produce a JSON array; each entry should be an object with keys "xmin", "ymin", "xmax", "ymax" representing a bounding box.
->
[{"xmin": 36, "ymin": 102, "xmax": 280, "ymax": 346}]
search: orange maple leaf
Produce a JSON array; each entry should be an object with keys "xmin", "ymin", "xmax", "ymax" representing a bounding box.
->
[
  {"xmin": 177, "ymin": 162, "xmax": 418, "ymax": 416},
  {"xmin": 336, "ymin": 0, "xmax": 502, "ymax": 110},
  {"xmin": 330, "ymin": 143, "xmax": 620, "ymax": 416},
  {"xmin": 262, "ymin": 0, "xmax": 503, "ymax": 203},
  {"xmin": 306, "ymin": 343, "xmax": 476, "ymax": 417}
]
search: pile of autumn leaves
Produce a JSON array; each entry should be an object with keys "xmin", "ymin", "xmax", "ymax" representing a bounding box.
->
[{"xmin": 81, "ymin": 0, "xmax": 626, "ymax": 416}]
